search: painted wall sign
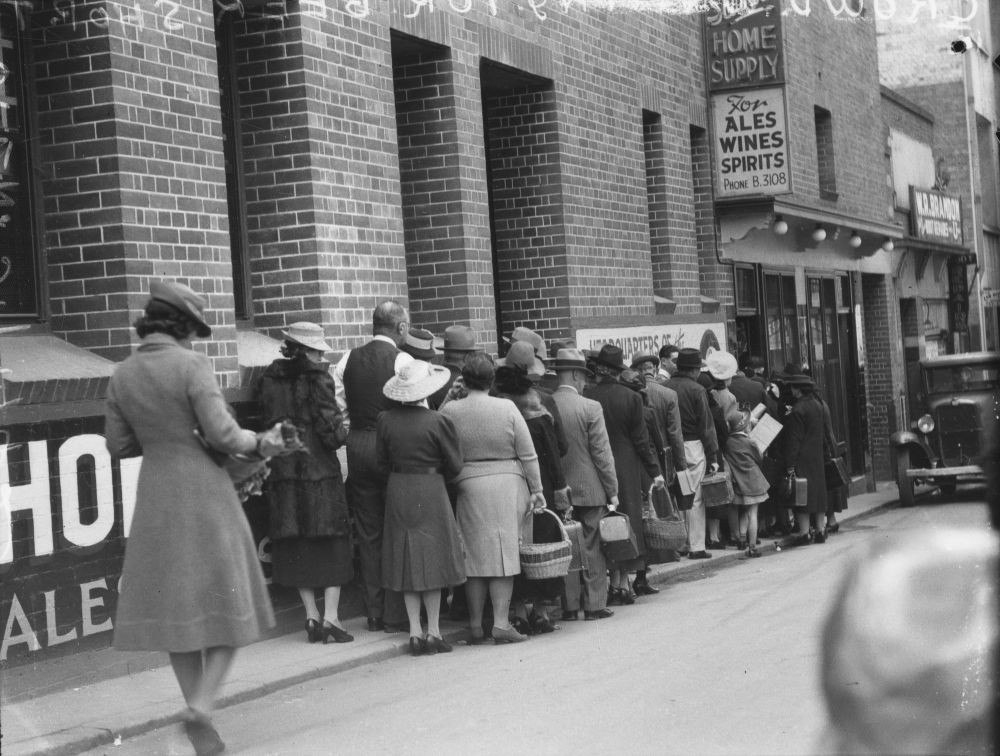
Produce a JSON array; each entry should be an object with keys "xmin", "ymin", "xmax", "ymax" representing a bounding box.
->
[
  {"xmin": 574, "ymin": 322, "xmax": 726, "ymax": 367},
  {"xmin": 948, "ymin": 261, "xmax": 969, "ymax": 334},
  {"xmin": 910, "ymin": 186, "xmax": 963, "ymax": 245},
  {"xmin": 711, "ymin": 88, "xmax": 790, "ymax": 198},
  {"xmin": 704, "ymin": 1, "xmax": 783, "ymax": 92}
]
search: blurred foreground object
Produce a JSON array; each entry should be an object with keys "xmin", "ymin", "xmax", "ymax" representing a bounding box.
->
[{"xmin": 820, "ymin": 528, "xmax": 997, "ymax": 755}]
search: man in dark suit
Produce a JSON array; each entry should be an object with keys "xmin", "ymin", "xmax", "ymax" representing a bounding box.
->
[
  {"xmin": 332, "ymin": 300, "xmax": 411, "ymax": 632},
  {"xmin": 552, "ymin": 348, "xmax": 620, "ymax": 621}
]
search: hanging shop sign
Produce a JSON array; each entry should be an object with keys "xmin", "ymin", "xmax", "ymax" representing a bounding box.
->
[
  {"xmin": 703, "ymin": 1, "xmax": 784, "ymax": 92},
  {"xmin": 711, "ymin": 87, "xmax": 791, "ymax": 198},
  {"xmin": 574, "ymin": 322, "xmax": 726, "ymax": 367},
  {"xmin": 910, "ymin": 187, "xmax": 963, "ymax": 246}
]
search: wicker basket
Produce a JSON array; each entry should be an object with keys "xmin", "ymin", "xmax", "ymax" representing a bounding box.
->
[
  {"xmin": 519, "ymin": 508, "xmax": 572, "ymax": 579},
  {"xmin": 643, "ymin": 485, "xmax": 688, "ymax": 551}
]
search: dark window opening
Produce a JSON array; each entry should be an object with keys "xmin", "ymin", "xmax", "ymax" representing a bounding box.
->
[{"xmin": 814, "ymin": 106, "xmax": 837, "ymax": 201}]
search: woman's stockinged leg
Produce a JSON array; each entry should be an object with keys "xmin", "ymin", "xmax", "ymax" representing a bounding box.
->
[
  {"xmin": 403, "ymin": 592, "xmax": 423, "ymax": 638},
  {"xmin": 466, "ymin": 577, "xmax": 487, "ymax": 633},
  {"xmin": 322, "ymin": 586, "xmax": 343, "ymax": 627},
  {"xmin": 169, "ymin": 651, "xmax": 203, "ymax": 706},
  {"xmin": 489, "ymin": 577, "xmax": 515, "ymax": 629},
  {"xmin": 747, "ymin": 504, "xmax": 759, "ymax": 546},
  {"xmin": 423, "ymin": 590, "xmax": 442, "ymax": 638},
  {"xmin": 186, "ymin": 646, "xmax": 236, "ymax": 715},
  {"xmin": 298, "ymin": 587, "xmax": 320, "ymax": 622}
]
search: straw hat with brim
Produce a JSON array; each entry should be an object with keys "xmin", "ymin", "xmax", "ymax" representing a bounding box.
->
[
  {"xmin": 675, "ymin": 347, "xmax": 702, "ymax": 371},
  {"xmin": 706, "ymin": 350, "xmax": 738, "ymax": 381},
  {"xmin": 281, "ymin": 321, "xmax": 332, "ymax": 353},
  {"xmin": 401, "ymin": 328, "xmax": 437, "ymax": 360},
  {"xmin": 383, "ymin": 360, "xmax": 453, "ymax": 403},
  {"xmin": 592, "ymin": 344, "xmax": 626, "ymax": 372},
  {"xmin": 149, "ymin": 280, "xmax": 212, "ymax": 338},
  {"xmin": 497, "ymin": 341, "xmax": 545, "ymax": 379},
  {"xmin": 630, "ymin": 350, "xmax": 660, "ymax": 370},
  {"xmin": 552, "ymin": 347, "xmax": 593, "ymax": 376}
]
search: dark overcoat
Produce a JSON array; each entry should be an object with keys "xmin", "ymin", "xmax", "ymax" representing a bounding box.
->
[
  {"xmin": 256, "ymin": 355, "xmax": 350, "ymax": 540},
  {"xmin": 781, "ymin": 393, "xmax": 828, "ymax": 514}
]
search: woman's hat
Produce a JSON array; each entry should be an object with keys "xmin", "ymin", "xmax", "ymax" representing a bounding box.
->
[
  {"xmin": 675, "ymin": 347, "xmax": 703, "ymax": 371},
  {"xmin": 494, "ymin": 364, "xmax": 535, "ymax": 395},
  {"xmin": 784, "ymin": 373, "xmax": 816, "ymax": 390},
  {"xmin": 509, "ymin": 326, "xmax": 548, "ymax": 361},
  {"xmin": 401, "ymin": 327, "xmax": 437, "ymax": 360},
  {"xmin": 552, "ymin": 347, "xmax": 593, "ymax": 375},
  {"xmin": 618, "ymin": 369, "xmax": 646, "ymax": 393},
  {"xmin": 149, "ymin": 280, "xmax": 212, "ymax": 337},
  {"xmin": 443, "ymin": 325, "xmax": 480, "ymax": 352},
  {"xmin": 706, "ymin": 350, "xmax": 738, "ymax": 381},
  {"xmin": 630, "ymin": 349, "xmax": 660, "ymax": 370},
  {"xmin": 497, "ymin": 340, "xmax": 545, "ymax": 379},
  {"xmin": 280, "ymin": 321, "xmax": 332, "ymax": 353},
  {"xmin": 383, "ymin": 360, "xmax": 453, "ymax": 403},
  {"xmin": 592, "ymin": 344, "xmax": 626, "ymax": 372}
]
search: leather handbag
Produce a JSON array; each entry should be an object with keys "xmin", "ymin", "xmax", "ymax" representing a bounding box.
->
[
  {"xmin": 599, "ymin": 511, "xmax": 639, "ymax": 563},
  {"xmin": 825, "ymin": 456, "xmax": 849, "ymax": 490}
]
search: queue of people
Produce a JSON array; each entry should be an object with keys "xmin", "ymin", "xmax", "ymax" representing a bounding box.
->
[{"xmin": 104, "ymin": 284, "xmax": 849, "ymax": 755}]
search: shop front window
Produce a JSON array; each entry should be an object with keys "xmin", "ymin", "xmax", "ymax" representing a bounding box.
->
[
  {"xmin": 0, "ymin": 4, "xmax": 39, "ymax": 320},
  {"xmin": 765, "ymin": 271, "xmax": 799, "ymax": 370}
]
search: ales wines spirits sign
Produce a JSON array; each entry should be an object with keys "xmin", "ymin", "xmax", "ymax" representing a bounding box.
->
[{"xmin": 711, "ymin": 88, "xmax": 791, "ymax": 198}]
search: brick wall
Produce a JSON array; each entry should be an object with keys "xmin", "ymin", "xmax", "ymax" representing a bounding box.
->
[
  {"xmin": 692, "ymin": 125, "xmax": 732, "ymax": 308},
  {"xmin": 862, "ymin": 272, "xmax": 905, "ymax": 480},
  {"xmin": 33, "ymin": 1, "xmax": 240, "ymax": 382},
  {"xmin": 484, "ymin": 84, "xmax": 570, "ymax": 342}
]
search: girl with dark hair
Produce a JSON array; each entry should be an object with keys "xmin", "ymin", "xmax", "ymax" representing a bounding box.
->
[{"xmin": 256, "ymin": 323, "xmax": 354, "ymax": 645}]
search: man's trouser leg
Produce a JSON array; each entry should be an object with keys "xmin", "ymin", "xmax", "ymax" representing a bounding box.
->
[
  {"xmin": 575, "ymin": 505, "xmax": 608, "ymax": 611},
  {"xmin": 682, "ymin": 440, "xmax": 707, "ymax": 552}
]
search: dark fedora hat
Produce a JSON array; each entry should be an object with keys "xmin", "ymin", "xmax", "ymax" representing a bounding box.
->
[
  {"xmin": 149, "ymin": 280, "xmax": 211, "ymax": 337},
  {"xmin": 592, "ymin": 344, "xmax": 626, "ymax": 372},
  {"xmin": 675, "ymin": 347, "xmax": 702, "ymax": 371},
  {"xmin": 783, "ymin": 373, "xmax": 816, "ymax": 390},
  {"xmin": 552, "ymin": 347, "xmax": 593, "ymax": 376}
]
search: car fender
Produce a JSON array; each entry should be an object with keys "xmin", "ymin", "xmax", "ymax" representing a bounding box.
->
[{"xmin": 889, "ymin": 431, "xmax": 933, "ymax": 468}]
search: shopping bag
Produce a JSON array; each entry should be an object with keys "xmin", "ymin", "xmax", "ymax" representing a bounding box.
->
[{"xmin": 599, "ymin": 511, "xmax": 639, "ymax": 563}]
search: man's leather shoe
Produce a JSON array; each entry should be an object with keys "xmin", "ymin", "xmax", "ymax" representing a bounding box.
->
[
  {"xmin": 584, "ymin": 608, "xmax": 614, "ymax": 620},
  {"xmin": 367, "ymin": 617, "xmax": 384, "ymax": 632},
  {"xmin": 560, "ymin": 610, "xmax": 580, "ymax": 621},
  {"xmin": 688, "ymin": 550, "xmax": 712, "ymax": 559},
  {"xmin": 632, "ymin": 581, "xmax": 659, "ymax": 596}
]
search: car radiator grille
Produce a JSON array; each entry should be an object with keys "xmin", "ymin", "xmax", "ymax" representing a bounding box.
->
[{"xmin": 934, "ymin": 405, "xmax": 982, "ymax": 464}]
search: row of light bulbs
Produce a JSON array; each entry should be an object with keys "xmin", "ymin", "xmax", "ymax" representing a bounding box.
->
[{"xmin": 773, "ymin": 216, "xmax": 894, "ymax": 252}]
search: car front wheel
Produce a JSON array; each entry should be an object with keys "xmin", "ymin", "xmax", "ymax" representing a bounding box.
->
[{"xmin": 895, "ymin": 447, "xmax": 915, "ymax": 508}]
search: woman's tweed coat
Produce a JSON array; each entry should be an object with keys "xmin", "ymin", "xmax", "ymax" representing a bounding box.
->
[{"xmin": 104, "ymin": 334, "xmax": 274, "ymax": 651}]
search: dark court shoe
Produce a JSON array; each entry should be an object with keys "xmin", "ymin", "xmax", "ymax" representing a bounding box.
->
[
  {"xmin": 632, "ymin": 581, "xmax": 659, "ymax": 596},
  {"xmin": 425, "ymin": 635, "xmax": 452, "ymax": 654},
  {"xmin": 614, "ymin": 587, "xmax": 635, "ymax": 605},
  {"xmin": 183, "ymin": 709, "xmax": 225, "ymax": 756},
  {"xmin": 813, "ymin": 529, "xmax": 827, "ymax": 544},
  {"xmin": 528, "ymin": 613, "xmax": 556, "ymax": 635},
  {"xmin": 688, "ymin": 550, "xmax": 713, "ymax": 560},
  {"xmin": 409, "ymin": 636, "xmax": 427, "ymax": 656},
  {"xmin": 707, "ymin": 540, "xmax": 726, "ymax": 550},
  {"xmin": 305, "ymin": 618, "xmax": 322, "ymax": 644},
  {"xmin": 584, "ymin": 608, "xmax": 614, "ymax": 620},
  {"xmin": 322, "ymin": 621, "xmax": 354, "ymax": 644},
  {"xmin": 367, "ymin": 617, "xmax": 384, "ymax": 632},
  {"xmin": 511, "ymin": 616, "xmax": 532, "ymax": 636},
  {"xmin": 827, "ymin": 522, "xmax": 840, "ymax": 534}
]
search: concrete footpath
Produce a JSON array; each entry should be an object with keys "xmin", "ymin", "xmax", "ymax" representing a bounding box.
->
[{"xmin": 1, "ymin": 483, "xmax": 900, "ymax": 756}]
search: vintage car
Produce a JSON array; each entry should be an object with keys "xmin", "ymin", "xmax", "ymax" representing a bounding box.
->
[{"xmin": 890, "ymin": 351, "xmax": 999, "ymax": 506}]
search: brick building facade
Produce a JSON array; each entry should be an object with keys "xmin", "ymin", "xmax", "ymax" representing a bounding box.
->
[{"xmin": 0, "ymin": 0, "xmax": 925, "ymax": 666}]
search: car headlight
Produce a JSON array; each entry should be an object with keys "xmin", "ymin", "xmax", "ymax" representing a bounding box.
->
[{"xmin": 917, "ymin": 414, "xmax": 935, "ymax": 434}]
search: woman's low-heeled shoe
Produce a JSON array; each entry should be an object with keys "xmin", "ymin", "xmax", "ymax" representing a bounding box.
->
[
  {"xmin": 528, "ymin": 612, "xmax": 555, "ymax": 634},
  {"xmin": 321, "ymin": 621, "xmax": 354, "ymax": 644},
  {"xmin": 305, "ymin": 618, "xmax": 322, "ymax": 644},
  {"xmin": 183, "ymin": 709, "xmax": 224, "ymax": 756},
  {"xmin": 491, "ymin": 625, "xmax": 527, "ymax": 644},
  {"xmin": 425, "ymin": 635, "xmax": 452, "ymax": 653},
  {"xmin": 409, "ymin": 636, "xmax": 427, "ymax": 656}
]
